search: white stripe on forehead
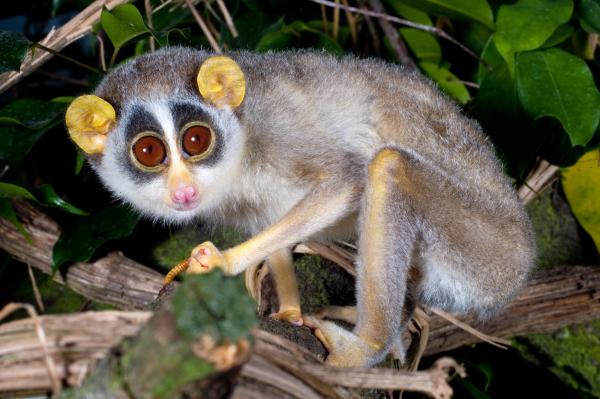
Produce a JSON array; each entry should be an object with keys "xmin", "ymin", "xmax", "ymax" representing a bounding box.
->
[{"xmin": 145, "ymin": 99, "xmax": 178, "ymax": 156}]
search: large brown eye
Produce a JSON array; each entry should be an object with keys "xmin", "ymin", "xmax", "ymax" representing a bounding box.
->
[
  {"xmin": 182, "ymin": 124, "xmax": 212, "ymax": 158},
  {"xmin": 132, "ymin": 135, "xmax": 166, "ymax": 168}
]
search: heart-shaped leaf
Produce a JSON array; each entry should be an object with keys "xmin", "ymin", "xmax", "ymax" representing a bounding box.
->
[
  {"xmin": 516, "ymin": 48, "xmax": 600, "ymax": 146},
  {"xmin": 0, "ymin": 30, "xmax": 30, "ymax": 73},
  {"xmin": 101, "ymin": 4, "xmax": 149, "ymax": 49},
  {"xmin": 494, "ymin": 0, "xmax": 573, "ymax": 74}
]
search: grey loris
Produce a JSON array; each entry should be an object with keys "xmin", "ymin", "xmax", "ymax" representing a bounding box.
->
[{"xmin": 65, "ymin": 47, "xmax": 535, "ymax": 367}]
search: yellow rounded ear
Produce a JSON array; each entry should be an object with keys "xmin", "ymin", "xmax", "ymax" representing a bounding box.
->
[
  {"xmin": 197, "ymin": 56, "xmax": 245, "ymax": 109},
  {"xmin": 65, "ymin": 95, "xmax": 116, "ymax": 154}
]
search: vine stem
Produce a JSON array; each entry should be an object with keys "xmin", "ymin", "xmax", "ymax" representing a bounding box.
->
[
  {"xmin": 307, "ymin": 0, "xmax": 489, "ymax": 66},
  {"xmin": 32, "ymin": 42, "xmax": 101, "ymax": 74}
]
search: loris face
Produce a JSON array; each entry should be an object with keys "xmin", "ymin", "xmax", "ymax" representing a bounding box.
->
[{"xmin": 65, "ymin": 53, "xmax": 247, "ymax": 224}]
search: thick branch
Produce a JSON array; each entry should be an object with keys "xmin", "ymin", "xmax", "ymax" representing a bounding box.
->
[
  {"xmin": 0, "ymin": 200, "xmax": 164, "ymax": 310},
  {"xmin": 425, "ymin": 264, "xmax": 600, "ymax": 355},
  {"xmin": 1, "ymin": 201, "xmax": 599, "ymax": 360},
  {"xmin": 0, "ymin": 310, "xmax": 461, "ymax": 398}
]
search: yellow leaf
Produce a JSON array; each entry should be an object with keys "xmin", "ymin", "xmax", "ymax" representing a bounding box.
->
[{"xmin": 562, "ymin": 150, "xmax": 600, "ymax": 252}]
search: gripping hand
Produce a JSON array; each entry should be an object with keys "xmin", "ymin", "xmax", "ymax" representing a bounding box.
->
[{"xmin": 189, "ymin": 241, "xmax": 230, "ymax": 274}]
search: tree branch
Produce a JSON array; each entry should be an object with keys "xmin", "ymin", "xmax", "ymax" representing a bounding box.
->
[
  {"xmin": 0, "ymin": 0, "xmax": 129, "ymax": 94},
  {"xmin": 1, "ymin": 200, "xmax": 599, "ymax": 390},
  {"xmin": 0, "ymin": 200, "xmax": 164, "ymax": 310},
  {"xmin": 0, "ymin": 310, "xmax": 462, "ymax": 398}
]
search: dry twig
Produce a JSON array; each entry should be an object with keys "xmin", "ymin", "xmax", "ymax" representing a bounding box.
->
[
  {"xmin": 215, "ymin": 0, "xmax": 239, "ymax": 38},
  {"xmin": 308, "ymin": 0, "xmax": 485, "ymax": 65},
  {"xmin": 184, "ymin": 0, "xmax": 222, "ymax": 53},
  {"xmin": 367, "ymin": 0, "xmax": 417, "ymax": 71},
  {"xmin": 517, "ymin": 159, "xmax": 560, "ymax": 204},
  {"xmin": 26, "ymin": 264, "xmax": 45, "ymax": 312},
  {"xmin": 0, "ymin": 303, "xmax": 61, "ymax": 395},
  {"xmin": 0, "ymin": 0, "xmax": 128, "ymax": 94}
]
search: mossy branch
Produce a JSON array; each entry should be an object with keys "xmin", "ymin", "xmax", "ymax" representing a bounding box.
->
[{"xmin": 56, "ymin": 271, "xmax": 255, "ymax": 399}]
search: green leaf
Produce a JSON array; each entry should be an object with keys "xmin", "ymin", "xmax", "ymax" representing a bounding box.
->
[
  {"xmin": 75, "ymin": 150, "xmax": 85, "ymax": 175},
  {"xmin": 0, "ymin": 30, "xmax": 31, "ymax": 73},
  {"xmin": 0, "ymin": 182, "xmax": 36, "ymax": 201},
  {"xmin": 476, "ymin": 37, "xmax": 505, "ymax": 84},
  {"xmin": 387, "ymin": 2, "xmax": 441, "ymax": 63},
  {"xmin": 256, "ymin": 21, "xmax": 343, "ymax": 55},
  {"xmin": 494, "ymin": 0, "xmax": 573, "ymax": 74},
  {"xmin": 0, "ymin": 99, "xmax": 67, "ymax": 162},
  {"xmin": 256, "ymin": 31, "xmax": 295, "ymax": 52},
  {"xmin": 516, "ymin": 48, "xmax": 600, "ymax": 146},
  {"xmin": 579, "ymin": 0, "xmax": 600, "ymax": 32},
  {"xmin": 541, "ymin": 24, "xmax": 575, "ymax": 48},
  {"xmin": 420, "ymin": 62, "xmax": 471, "ymax": 104},
  {"xmin": 101, "ymin": 4, "xmax": 150, "ymax": 49},
  {"xmin": 400, "ymin": 29, "xmax": 441, "ymax": 63},
  {"xmin": 395, "ymin": 0, "xmax": 494, "ymax": 28},
  {"xmin": 386, "ymin": 1, "xmax": 433, "ymax": 25},
  {"xmin": 52, "ymin": 205, "xmax": 139, "ymax": 269},
  {"xmin": 0, "ymin": 198, "xmax": 30, "ymax": 242},
  {"xmin": 37, "ymin": 184, "xmax": 89, "ymax": 216},
  {"xmin": 562, "ymin": 150, "xmax": 600, "ymax": 253}
]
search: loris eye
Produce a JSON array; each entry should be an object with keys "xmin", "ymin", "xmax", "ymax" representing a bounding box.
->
[
  {"xmin": 132, "ymin": 135, "xmax": 166, "ymax": 168},
  {"xmin": 182, "ymin": 124, "xmax": 213, "ymax": 159}
]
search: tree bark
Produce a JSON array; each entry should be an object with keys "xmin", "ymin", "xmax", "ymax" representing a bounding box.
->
[
  {"xmin": 0, "ymin": 200, "xmax": 164, "ymax": 310},
  {"xmin": 1, "ymin": 200, "xmax": 600, "ymax": 394}
]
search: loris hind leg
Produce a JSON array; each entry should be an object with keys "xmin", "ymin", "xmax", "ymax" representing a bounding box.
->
[
  {"xmin": 268, "ymin": 247, "xmax": 303, "ymax": 325},
  {"xmin": 305, "ymin": 148, "xmax": 419, "ymax": 367}
]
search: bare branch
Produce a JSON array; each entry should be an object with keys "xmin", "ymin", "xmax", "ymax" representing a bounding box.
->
[
  {"xmin": 307, "ymin": 0, "xmax": 486, "ymax": 65},
  {"xmin": 184, "ymin": 0, "xmax": 222, "ymax": 53},
  {"xmin": 1, "ymin": 201, "xmax": 599, "ymax": 364},
  {"xmin": 0, "ymin": 0, "xmax": 129, "ymax": 94},
  {"xmin": 367, "ymin": 0, "xmax": 417, "ymax": 71},
  {"xmin": 517, "ymin": 159, "xmax": 560, "ymax": 204}
]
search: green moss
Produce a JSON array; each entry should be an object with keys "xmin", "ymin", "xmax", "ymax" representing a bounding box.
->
[
  {"xmin": 172, "ymin": 271, "xmax": 257, "ymax": 342},
  {"xmin": 515, "ymin": 321, "xmax": 600, "ymax": 398},
  {"xmin": 150, "ymin": 355, "xmax": 214, "ymax": 398},
  {"xmin": 526, "ymin": 188, "xmax": 585, "ymax": 268},
  {"xmin": 294, "ymin": 254, "xmax": 355, "ymax": 313},
  {"xmin": 151, "ymin": 227, "xmax": 243, "ymax": 271}
]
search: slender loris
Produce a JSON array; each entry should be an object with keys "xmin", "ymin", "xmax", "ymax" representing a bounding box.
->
[{"xmin": 65, "ymin": 47, "xmax": 535, "ymax": 367}]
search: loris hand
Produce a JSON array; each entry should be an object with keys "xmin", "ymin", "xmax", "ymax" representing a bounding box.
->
[{"xmin": 188, "ymin": 241, "xmax": 229, "ymax": 274}]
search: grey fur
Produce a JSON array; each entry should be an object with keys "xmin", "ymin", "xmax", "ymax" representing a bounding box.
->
[{"xmin": 81, "ymin": 47, "xmax": 536, "ymax": 367}]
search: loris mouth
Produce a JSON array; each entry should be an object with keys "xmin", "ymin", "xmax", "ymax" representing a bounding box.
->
[{"xmin": 170, "ymin": 200, "xmax": 201, "ymax": 212}]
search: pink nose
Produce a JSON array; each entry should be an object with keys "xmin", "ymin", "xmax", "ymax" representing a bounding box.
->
[{"xmin": 171, "ymin": 185, "xmax": 198, "ymax": 204}]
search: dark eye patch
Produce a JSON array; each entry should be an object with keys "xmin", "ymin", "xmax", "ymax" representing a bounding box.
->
[
  {"xmin": 169, "ymin": 101, "xmax": 224, "ymax": 166},
  {"xmin": 170, "ymin": 102, "xmax": 211, "ymax": 132},
  {"xmin": 118, "ymin": 105, "xmax": 165, "ymax": 183},
  {"xmin": 123, "ymin": 105, "xmax": 163, "ymax": 142}
]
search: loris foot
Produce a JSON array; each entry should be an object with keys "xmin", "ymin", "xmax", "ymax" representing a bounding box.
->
[
  {"xmin": 303, "ymin": 315, "xmax": 382, "ymax": 367},
  {"xmin": 270, "ymin": 308, "xmax": 303, "ymax": 326}
]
